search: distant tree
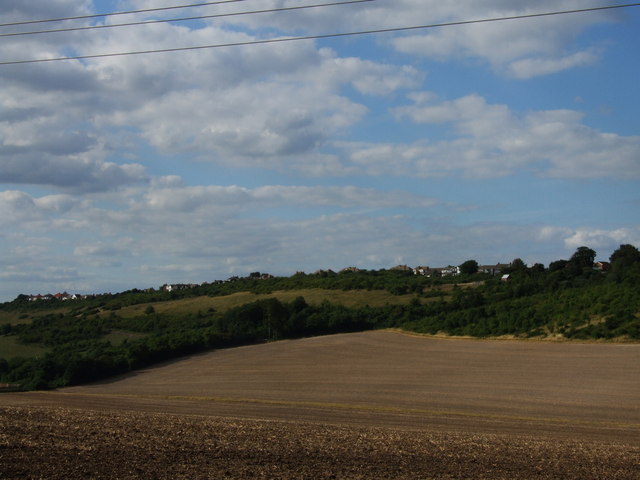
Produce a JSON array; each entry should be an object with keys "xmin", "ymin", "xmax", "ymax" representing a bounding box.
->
[
  {"xmin": 548, "ymin": 259, "xmax": 568, "ymax": 272},
  {"xmin": 451, "ymin": 287, "xmax": 485, "ymax": 309},
  {"xmin": 290, "ymin": 296, "xmax": 308, "ymax": 313},
  {"xmin": 567, "ymin": 246, "xmax": 596, "ymax": 276},
  {"xmin": 529, "ymin": 263, "xmax": 545, "ymax": 274},
  {"xmin": 570, "ymin": 246, "xmax": 596, "ymax": 268},
  {"xmin": 144, "ymin": 305, "xmax": 155, "ymax": 315},
  {"xmin": 609, "ymin": 244, "xmax": 640, "ymax": 281},
  {"xmin": 260, "ymin": 298, "xmax": 289, "ymax": 340},
  {"xmin": 610, "ymin": 244, "xmax": 640, "ymax": 268},
  {"xmin": 459, "ymin": 260, "xmax": 479, "ymax": 275},
  {"xmin": 505, "ymin": 258, "xmax": 527, "ymax": 274},
  {"xmin": 511, "ymin": 258, "xmax": 526, "ymax": 270}
]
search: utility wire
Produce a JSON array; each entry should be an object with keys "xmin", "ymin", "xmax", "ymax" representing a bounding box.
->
[
  {"xmin": 0, "ymin": 0, "xmax": 375, "ymax": 38},
  {"xmin": 1, "ymin": 2, "xmax": 639, "ymax": 66},
  {"xmin": 0, "ymin": 0, "xmax": 255, "ymax": 28}
]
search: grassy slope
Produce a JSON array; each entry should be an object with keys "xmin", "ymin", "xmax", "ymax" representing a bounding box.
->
[
  {"xmin": 0, "ymin": 335, "xmax": 48, "ymax": 358},
  {"xmin": 114, "ymin": 288, "xmax": 445, "ymax": 318},
  {"xmin": 0, "ymin": 306, "xmax": 71, "ymax": 326}
]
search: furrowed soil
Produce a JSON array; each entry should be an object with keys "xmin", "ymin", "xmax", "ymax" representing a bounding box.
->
[{"xmin": 2, "ymin": 330, "xmax": 639, "ymax": 479}]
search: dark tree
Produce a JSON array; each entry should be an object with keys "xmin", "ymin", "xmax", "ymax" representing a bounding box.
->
[
  {"xmin": 459, "ymin": 260, "xmax": 479, "ymax": 275},
  {"xmin": 610, "ymin": 244, "xmax": 640, "ymax": 268},
  {"xmin": 549, "ymin": 259, "xmax": 568, "ymax": 272},
  {"xmin": 511, "ymin": 258, "xmax": 526, "ymax": 269},
  {"xmin": 505, "ymin": 258, "xmax": 527, "ymax": 274},
  {"xmin": 529, "ymin": 263, "xmax": 545, "ymax": 274},
  {"xmin": 564, "ymin": 246, "xmax": 596, "ymax": 277},
  {"xmin": 569, "ymin": 246, "xmax": 596, "ymax": 269},
  {"xmin": 609, "ymin": 244, "xmax": 640, "ymax": 281}
]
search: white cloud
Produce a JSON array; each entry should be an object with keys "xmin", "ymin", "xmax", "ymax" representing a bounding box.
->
[
  {"xmin": 213, "ymin": 0, "xmax": 617, "ymax": 79},
  {"xmin": 315, "ymin": 54, "xmax": 423, "ymax": 96},
  {"xmin": 0, "ymin": 0, "xmax": 624, "ymax": 193},
  {"xmin": 508, "ymin": 49, "xmax": 600, "ymax": 79},
  {"xmin": 137, "ymin": 184, "xmax": 441, "ymax": 216},
  {"xmin": 126, "ymin": 83, "xmax": 365, "ymax": 161},
  {"xmin": 387, "ymin": 1, "xmax": 615, "ymax": 78},
  {"xmin": 226, "ymin": 0, "xmax": 618, "ymax": 79},
  {"xmin": 0, "ymin": 191, "xmax": 38, "ymax": 224},
  {"xmin": 375, "ymin": 93, "xmax": 640, "ymax": 179},
  {"xmin": 0, "ymin": 182, "xmax": 442, "ymax": 296},
  {"xmin": 564, "ymin": 227, "xmax": 640, "ymax": 251},
  {"xmin": 0, "ymin": 6, "xmax": 425, "ymax": 186},
  {"xmin": 0, "ymin": 73, "xmax": 149, "ymax": 191},
  {"xmin": 1, "ymin": 183, "xmax": 636, "ymax": 299}
]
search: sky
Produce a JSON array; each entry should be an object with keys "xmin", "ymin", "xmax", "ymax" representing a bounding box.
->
[{"xmin": 0, "ymin": 0, "xmax": 639, "ymax": 301}]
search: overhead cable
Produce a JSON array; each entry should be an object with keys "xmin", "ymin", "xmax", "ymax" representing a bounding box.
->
[
  {"xmin": 1, "ymin": 2, "xmax": 639, "ymax": 66},
  {"xmin": 0, "ymin": 0, "xmax": 255, "ymax": 28},
  {"xmin": 0, "ymin": 0, "xmax": 375, "ymax": 38}
]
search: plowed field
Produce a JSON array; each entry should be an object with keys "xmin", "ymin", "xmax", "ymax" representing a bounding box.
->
[{"xmin": 2, "ymin": 331, "xmax": 639, "ymax": 479}]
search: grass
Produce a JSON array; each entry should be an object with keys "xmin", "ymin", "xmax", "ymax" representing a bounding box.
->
[
  {"xmin": 3, "ymin": 284, "xmax": 465, "ymax": 323},
  {"xmin": 0, "ymin": 305, "xmax": 74, "ymax": 326},
  {"xmin": 114, "ymin": 288, "xmax": 435, "ymax": 319},
  {"xmin": 0, "ymin": 311, "xmax": 34, "ymax": 326},
  {"xmin": 0, "ymin": 335, "xmax": 48, "ymax": 359}
]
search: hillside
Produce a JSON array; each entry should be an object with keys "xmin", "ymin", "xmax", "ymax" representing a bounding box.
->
[{"xmin": 1, "ymin": 245, "xmax": 639, "ymax": 390}]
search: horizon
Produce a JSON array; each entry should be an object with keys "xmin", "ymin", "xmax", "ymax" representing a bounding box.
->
[
  {"xmin": 1, "ymin": 1, "xmax": 639, "ymax": 303},
  {"xmin": 6, "ymin": 244, "xmax": 624, "ymax": 302}
]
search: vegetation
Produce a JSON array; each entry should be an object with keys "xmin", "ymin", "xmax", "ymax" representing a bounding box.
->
[{"xmin": 1, "ymin": 245, "xmax": 639, "ymax": 391}]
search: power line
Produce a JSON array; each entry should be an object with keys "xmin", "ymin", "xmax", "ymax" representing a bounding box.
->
[
  {"xmin": 0, "ymin": 0, "xmax": 375, "ymax": 38},
  {"xmin": 0, "ymin": 0, "xmax": 255, "ymax": 28},
  {"xmin": 1, "ymin": 2, "xmax": 639, "ymax": 66}
]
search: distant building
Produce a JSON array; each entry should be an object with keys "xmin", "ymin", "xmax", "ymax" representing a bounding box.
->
[
  {"xmin": 313, "ymin": 269, "xmax": 336, "ymax": 276},
  {"xmin": 162, "ymin": 283, "xmax": 199, "ymax": 292},
  {"xmin": 339, "ymin": 267, "xmax": 361, "ymax": 273},
  {"xmin": 391, "ymin": 265, "xmax": 412, "ymax": 272},
  {"xmin": 479, "ymin": 263, "xmax": 511, "ymax": 275},
  {"xmin": 440, "ymin": 266, "xmax": 460, "ymax": 276}
]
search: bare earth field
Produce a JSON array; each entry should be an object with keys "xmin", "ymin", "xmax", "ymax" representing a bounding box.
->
[{"xmin": 2, "ymin": 330, "xmax": 639, "ymax": 479}]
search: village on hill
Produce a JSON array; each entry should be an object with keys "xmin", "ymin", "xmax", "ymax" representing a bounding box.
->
[
  {"xmin": 20, "ymin": 255, "xmax": 614, "ymax": 303},
  {"xmin": 21, "ymin": 261, "xmax": 516, "ymax": 302}
]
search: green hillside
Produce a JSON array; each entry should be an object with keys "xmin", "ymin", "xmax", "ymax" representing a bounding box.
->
[{"xmin": 1, "ymin": 245, "xmax": 639, "ymax": 391}]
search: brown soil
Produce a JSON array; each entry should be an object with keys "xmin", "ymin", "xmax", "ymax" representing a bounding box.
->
[{"xmin": 2, "ymin": 331, "xmax": 639, "ymax": 479}]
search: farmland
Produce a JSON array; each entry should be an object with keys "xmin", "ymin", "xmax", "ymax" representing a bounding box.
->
[{"xmin": 2, "ymin": 331, "xmax": 639, "ymax": 479}]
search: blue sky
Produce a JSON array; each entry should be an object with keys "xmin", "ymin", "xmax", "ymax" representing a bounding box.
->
[{"xmin": 0, "ymin": 0, "xmax": 639, "ymax": 301}]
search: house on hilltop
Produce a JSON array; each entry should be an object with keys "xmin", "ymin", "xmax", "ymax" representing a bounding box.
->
[
  {"xmin": 413, "ymin": 266, "xmax": 442, "ymax": 277},
  {"xmin": 161, "ymin": 283, "xmax": 199, "ymax": 292},
  {"xmin": 313, "ymin": 269, "xmax": 336, "ymax": 277},
  {"xmin": 440, "ymin": 266, "xmax": 461, "ymax": 276},
  {"xmin": 479, "ymin": 263, "xmax": 510, "ymax": 275},
  {"xmin": 339, "ymin": 266, "xmax": 361, "ymax": 273},
  {"xmin": 391, "ymin": 265, "xmax": 412, "ymax": 272}
]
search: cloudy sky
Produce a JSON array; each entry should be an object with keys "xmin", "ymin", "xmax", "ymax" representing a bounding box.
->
[{"xmin": 1, "ymin": 0, "xmax": 639, "ymax": 300}]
